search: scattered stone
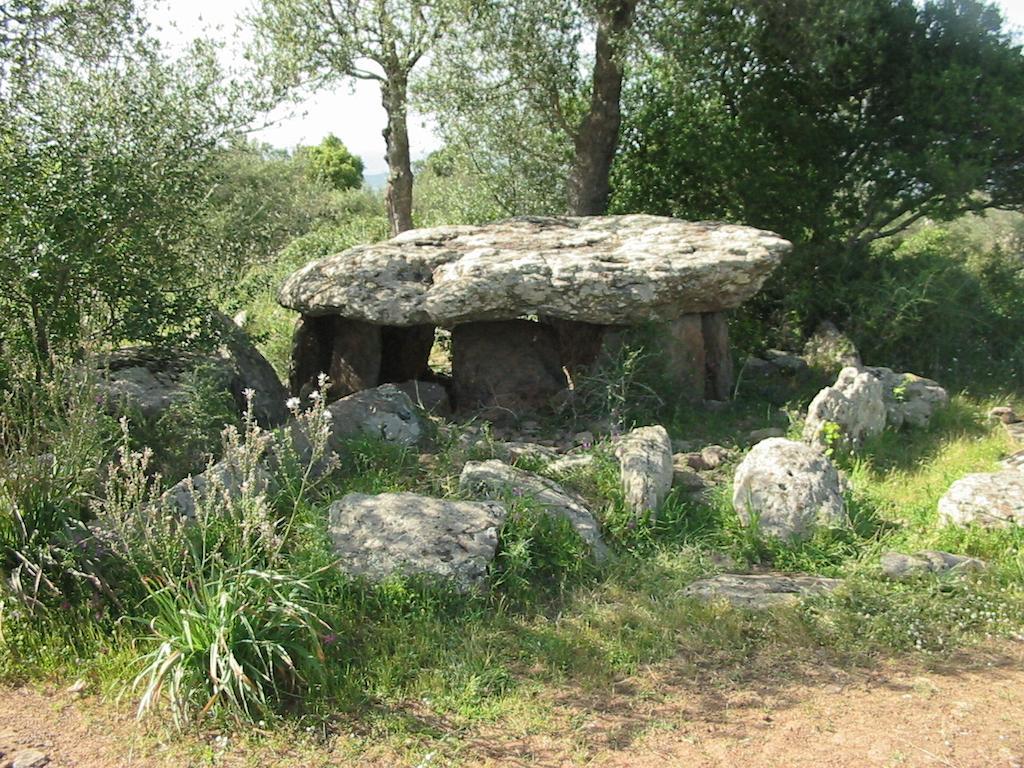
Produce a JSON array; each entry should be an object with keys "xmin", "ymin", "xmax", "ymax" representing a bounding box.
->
[
  {"xmin": 573, "ymin": 431, "xmax": 595, "ymax": 447},
  {"xmin": 492, "ymin": 441, "xmax": 560, "ymax": 464},
  {"xmin": 1001, "ymin": 450, "xmax": 1024, "ymax": 471},
  {"xmin": 763, "ymin": 349, "xmax": 809, "ymax": 374},
  {"xmin": 732, "ymin": 438, "xmax": 848, "ymax": 541},
  {"xmin": 683, "ymin": 573, "xmax": 842, "ymax": 609},
  {"xmin": 748, "ymin": 427, "xmax": 787, "ymax": 444},
  {"xmin": 392, "ymin": 380, "xmax": 451, "ymax": 416},
  {"xmin": 700, "ymin": 445, "xmax": 731, "ymax": 469},
  {"xmin": 803, "ymin": 366, "xmax": 886, "ymax": 450},
  {"xmin": 459, "ymin": 460, "xmax": 609, "ymax": 560},
  {"xmin": 66, "ymin": 679, "xmax": 88, "ymax": 696},
  {"xmin": 802, "ymin": 320, "xmax": 861, "ymax": 372},
  {"xmin": 672, "ymin": 466, "xmax": 707, "ymax": 492},
  {"xmin": 11, "ymin": 750, "xmax": 49, "ymax": 768},
  {"xmin": 938, "ymin": 471, "xmax": 1024, "ymax": 528},
  {"xmin": 988, "ymin": 406, "xmax": 1020, "ymax": 424},
  {"xmin": 616, "ymin": 426, "xmax": 674, "ymax": 520},
  {"xmin": 548, "ymin": 453, "xmax": 597, "ymax": 475},
  {"xmin": 324, "ymin": 384, "xmax": 422, "ymax": 449},
  {"xmin": 881, "ymin": 550, "xmax": 986, "ymax": 581},
  {"xmin": 1007, "ymin": 421, "xmax": 1024, "ymax": 445},
  {"xmin": 327, "ymin": 492, "xmax": 507, "ymax": 589},
  {"xmin": 96, "ymin": 314, "xmax": 289, "ymax": 428},
  {"xmin": 679, "ymin": 451, "xmax": 710, "ymax": 471},
  {"xmin": 863, "ymin": 367, "xmax": 949, "ymax": 430}
]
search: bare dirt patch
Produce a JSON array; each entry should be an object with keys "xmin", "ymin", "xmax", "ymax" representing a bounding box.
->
[{"xmin": 2, "ymin": 642, "xmax": 1023, "ymax": 767}]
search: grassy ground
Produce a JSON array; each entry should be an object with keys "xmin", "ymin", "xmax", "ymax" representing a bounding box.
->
[{"xmin": 2, "ymin": 362, "xmax": 1023, "ymax": 767}]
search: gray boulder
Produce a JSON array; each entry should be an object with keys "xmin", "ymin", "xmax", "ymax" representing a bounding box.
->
[
  {"xmin": 733, "ymin": 438, "xmax": 848, "ymax": 541},
  {"xmin": 803, "ymin": 366, "xmax": 886, "ymax": 450},
  {"xmin": 327, "ymin": 492, "xmax": 507, "ymax": 589},
  {"xmin": 938, "ymin": 471, "xmax": 1024, "ymax": 528},
  {"xmin": 683, "ymin": 573, "xmax": 842, "ymax": 609},
  {"xmin": 324, "ymin": 384, "xmax": 422, "ymax": 449},
  {"xmin": 880, "ymin": 550, "xmax": 986, "ymax": 581},
  {"xmin": 863, "ymin": 367, "xmax": 949, "ymax": 430},
  {"xmin": 96, "ymin": 317, "xmax": 289, "ymax": 429},
  {"xmin": 459, "ymin": 460, "xmax": 609, "ymax": 561},
  {"xmin": 616, "ymin": 426, "xmax": 674, "ymax": 519},
  {"xmin": 802, "ymin": 320, "xmax": 861, "ymax": 372},
  {"xmin": 279, "ymin": 216, "xmax": 791, "ymax": 326}
]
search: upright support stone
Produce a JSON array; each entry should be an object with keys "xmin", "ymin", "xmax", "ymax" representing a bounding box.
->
[
  {"xmin": 327, "ymin": 318, "xmax": 381, "ymax": 399},
  {"xmin": 452, "ymin": 320, "xmax": 568, "ymax": 413},
  {"xmin": 380, "ymin": 325, "xmax": 436, "ymax": 383},
  {"xmin": 702, "ymin": 312, "xmax": 734, "ymax": 400},
  {"xmin": 664, "ymin": 314, "xmax": 706, "ymax": 402},
  {"xmin": 290, "ymin": 315, "xmax": 333, "ymax": 397}
]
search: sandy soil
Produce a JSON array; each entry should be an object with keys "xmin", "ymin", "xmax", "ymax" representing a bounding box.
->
[{"xmin": 1, "ymin": 642, "xmax": 1022, "ymax": 767}]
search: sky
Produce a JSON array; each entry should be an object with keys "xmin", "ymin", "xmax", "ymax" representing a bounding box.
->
[{"xmin": 148, "ymin": 0, "xmax": 1024, "ymax": 176}]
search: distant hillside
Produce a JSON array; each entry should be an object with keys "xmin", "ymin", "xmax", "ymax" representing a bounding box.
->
[{"xmin": 363, "ymin": 171, "xmax": 387, "ymax": 190}]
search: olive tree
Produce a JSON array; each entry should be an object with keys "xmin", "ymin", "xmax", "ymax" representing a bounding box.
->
[
  {"xmin": 248, "ymin": 0, "xmax": 454, "ymax": 234},
  {"xmin": 418, "ymin": 0, "xmax": 640, "ymax": 216}
]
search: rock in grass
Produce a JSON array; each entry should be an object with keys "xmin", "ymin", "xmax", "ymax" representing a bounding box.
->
[
  {"xmin": 988, "ymin": 406, "xmax": 1020, "ymax": 424},
  {"xmin": 732, "ymin": 438, "xmax": 847, "ymax": 541},
  {"xmin": 938, "ymin": 471, "xmax": 1024, "ymax": 528},
  {"xmin": 683, "ymin": 573, "xmax": 842, "ymax": 609},
  {"xmin": 880, "ymin": 550, "xmax": 986, "ymax": 581},
  {"xmin": 459, "ymin": 460, "xmax": 608, "ymax": 561},
  {"xmin": 328, "ymin": 492, "xmax": 507, "ymax": 589},
  {"xmin": 748, "ymin": 427, "xmax": 787, "ymax": 444},
  {"xmin": 616, "ymin": 426, "xmax": 674, "ymax": 520},
  {"xmin": 671, "ymin": 462, "xmax": 707, "ymax": 492},
  {"xmin": 863, "ymin": 367, "xmax": 949, "ymax": 430},
  {"xmin": 1006, "ymin": 421, "xmax": 1024, "ymax": 445},
  {"xmin": 324, "ymin": 384, "xmax": 422, "ymax": 449},
  {"xmin": 547, "ymin": 453, "xmax": 596, "ymax": 474},
  {"xmin": 802, "ymin": 320, "xmax": 861, "ymax": 373},
  {"xmin": 803, "ymin": 366, "xmax": 886, "ymax": 451}
]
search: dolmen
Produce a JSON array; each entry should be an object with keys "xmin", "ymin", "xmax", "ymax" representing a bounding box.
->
[{"xmin": 278, "ymin": 215, "xmax": 791, "ymax": 412}]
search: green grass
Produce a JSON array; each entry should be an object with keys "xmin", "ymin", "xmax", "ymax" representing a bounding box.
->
[{"xmin": 2, "ymin": 366, "xmax": 1024, "ymax": 766}]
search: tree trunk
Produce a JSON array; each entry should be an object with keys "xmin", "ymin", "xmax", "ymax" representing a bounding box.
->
[
  {"xmin": 567, "ymin": 0, "xmax": 638, "ymax": 216},
  {"xmin": 380, "ymin": 69, "xmax": 415, "ymax": 234}
]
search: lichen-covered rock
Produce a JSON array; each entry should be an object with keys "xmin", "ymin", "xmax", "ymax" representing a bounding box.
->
[
  {"xmin": 938, "ymin": 471, "xmax": 1024, "ymax": 528},
  {"xmin": 327, "ymin": 492, "xmax": 506, "ymax": 589},
  {"xmin": 803, "ymin": 367, "xmax": 886, "ymax": 450},
  {"xmin": 802, "ymin": 320, "xmax": 861, "ymax": 372},
  {"xmin": 863, "ymin": 367, "xmax": 949, "ymax": 429},
  {"xmin": 279, "ymin": 216, "xmax": 791, "ymax": 325},
  {"xmin": 880, "ymin": 550, "xmax": 986, "ymax": 581},
  {"xmin": 459, "ymin": 460, "xmax": 608, "ymax": 560},
  {"xmin": 324, "ymin": 384, "xmax": 422, "ymax": 448},
  {"xmin": 616, "ymin": 426, "xmax": 674, "ymax": 519},
  {"xmin": 733, "ymin": 438, "xmax": 847, "ymax": 541},
  {"xmin": 683, "ymin": 573, "xmax": 842, "ymax": 609},
  {"xmin": 96, "ymin": 315, "xmax": 289, "ymax": 429}
]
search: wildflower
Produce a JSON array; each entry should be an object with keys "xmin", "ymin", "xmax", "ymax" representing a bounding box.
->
[
  {"xmin": 309, "ymin": 390, "xmax": 322, "ymax": 402},
  {"xmin": 243, "ymin": 388, "xmax": 256, "ymax": 401},
  {"xmin": 286, "ymin": 396, "xmax": 301, "ymax": 411},
  {"xmin": 321, "ymin": 632, "xmax": 338, "ymax": 646}
]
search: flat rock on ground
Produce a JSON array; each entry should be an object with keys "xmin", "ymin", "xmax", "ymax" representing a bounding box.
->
[
  {"xmin": 327, "ymin": 492, "xmax": 507, "ymax": 589},
  {"xmin": 278, "ymin": 215, "xmax": 791, "ymax": 325},
  {"xmin": 683, "ymin": 573, "xmax": 842, "ymax": 609},
  {"xmin": 880, "ymin": 550, "xmax": 986, "ymax": 580},
  {"xmin": 938, "ymin": 471, "xmax": 1024, "ymax": 528},
  {"xmin": 459, "ymin": 460, "xmax": 609, "ymax": 561}
]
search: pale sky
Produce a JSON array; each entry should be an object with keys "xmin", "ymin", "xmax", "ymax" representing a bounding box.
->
[{"xmin": 147, "ymin": 0, "xmax": 1024, "ymax": 176}]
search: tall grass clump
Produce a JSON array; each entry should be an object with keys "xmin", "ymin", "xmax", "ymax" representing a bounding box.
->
[{"xmin": 93, "ymin": 386, "xmax": 340, "ymax": 725}]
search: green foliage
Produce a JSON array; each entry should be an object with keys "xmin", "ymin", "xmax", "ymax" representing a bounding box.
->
[
  {"xmin": 615, "ymin": 0, "xmax": 1024, "ymax": 247},
  {"xmin": 300, "ymin": 134, "xmax": 364, "ymax": 192}
]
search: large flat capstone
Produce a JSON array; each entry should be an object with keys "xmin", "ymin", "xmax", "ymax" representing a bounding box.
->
[{"xmin": 278, "ymin": 215, "xmax": 790, "ymax": 326}]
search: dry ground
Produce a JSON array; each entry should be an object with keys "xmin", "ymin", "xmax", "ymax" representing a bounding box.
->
[{"xmin": 2, "ymin": 641, "xmax": 1023, "ymax": 768}]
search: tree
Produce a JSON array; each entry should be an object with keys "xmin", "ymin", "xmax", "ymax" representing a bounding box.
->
[
  {"xmin": 301, "ymin": 133, "xmax": 365, "ymax": 191},
  {"xmin": 248, "ymin": 0, "xmax": 452, "ymax": 234},
  {"xmin": 418, "ymin": 0, "xmax": 640, "ymax": 217},
  {"xmin": 0, "ymin": 3, "xmax": 246, "ymax": 381},
  {"xmin": 613, "ymin": 0, "xmax": 1024, "ymax": 248}
]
